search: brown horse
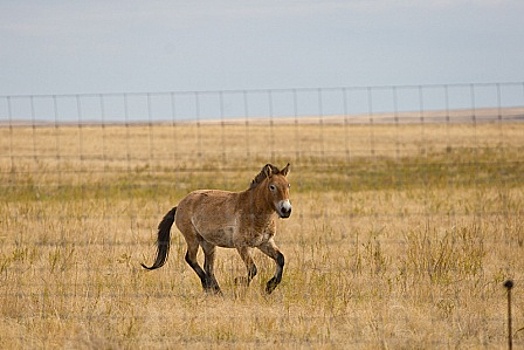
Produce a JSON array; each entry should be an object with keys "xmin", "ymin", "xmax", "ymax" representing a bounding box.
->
[{"xmin": 142, "ymin": 163, "xmax": 292, "ymax": 294}]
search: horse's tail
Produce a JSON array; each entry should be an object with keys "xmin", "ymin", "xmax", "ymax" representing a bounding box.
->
[{"xmin": 141, "ymin": 206, "xmax": 177, "ymax": 270}]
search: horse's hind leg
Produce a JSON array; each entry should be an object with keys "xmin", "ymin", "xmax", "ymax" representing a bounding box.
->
[
  {"xmin": 184, "ymin": 241, "xmax": 207, "ymax": 289},
  {"xmin": 235, "ymin": 246, "xmax": 257, "ymax": 287},
  {"xmin": 200, "ymin": 241, "xmax": 222, "ymax": 294},
  {"xmin": 258, "ymin": 239, "xmax": 285, "ymax": 294},
  {"xmin": 180, "ymin": 222, "xmax": 221, "ymax": 294},
  {"xmin": 183, "ymin": 237, "xmax": 218, "ymax": 294}
]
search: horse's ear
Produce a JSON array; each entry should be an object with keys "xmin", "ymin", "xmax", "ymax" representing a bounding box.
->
[
  {"xmin": 264, "ymin": 164, "xmax": 282, "ymax": 177},
  {"xmin": 280, "ymin": 163, "xmax": 290, "ymax": 177},
  {"xmin": 262, "ymin": 164, "xmax": 273, "ymax": 178}
]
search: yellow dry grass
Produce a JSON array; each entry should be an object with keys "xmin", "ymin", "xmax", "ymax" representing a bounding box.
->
[{"xmin": 1, "ymin": 115, "xmax": 523, "ymax": 349}]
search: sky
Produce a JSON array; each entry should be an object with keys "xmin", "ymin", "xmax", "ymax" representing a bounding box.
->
[{"xmin": 1, "ymin": 0, "xmax": 524, "ymax": 96}]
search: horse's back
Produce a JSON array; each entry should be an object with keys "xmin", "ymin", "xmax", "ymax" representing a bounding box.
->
[{"xmin": 179, "ymin": 189, "xmax": 238, "ymax": 211}]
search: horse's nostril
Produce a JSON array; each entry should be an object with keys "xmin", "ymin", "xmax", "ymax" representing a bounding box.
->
[{"xmin": 280, "ymin": 207, "xmax": 292, "ymax": 218}]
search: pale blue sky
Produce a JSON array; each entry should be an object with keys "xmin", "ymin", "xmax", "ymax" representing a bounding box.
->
[{"xmin": 1, "ymin": 1, "xmax": 524, "ymax": 95}]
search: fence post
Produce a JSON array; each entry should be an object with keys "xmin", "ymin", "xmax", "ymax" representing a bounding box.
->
[{"xmin": 504, "ymin": 280, "xmax": 514, "ymax": 350}]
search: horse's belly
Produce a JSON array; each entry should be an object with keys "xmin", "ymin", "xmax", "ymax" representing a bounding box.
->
[
  {"xmin": 204, "ymin": 226, "xmax": 237, "ymax": 248},
  {"xmin": 198, "ymin": 225, "xmax": 271, "ymax": 248}
]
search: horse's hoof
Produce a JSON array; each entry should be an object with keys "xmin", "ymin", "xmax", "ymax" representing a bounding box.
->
[{"xmin": 265, "ymin": 278, "xmax": 279, "ymax": 294}]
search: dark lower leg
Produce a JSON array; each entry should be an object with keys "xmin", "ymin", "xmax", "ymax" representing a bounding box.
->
[
  {"xmin": 258, "ymin": 241, "xmax": 285, "ymax": 294},
  {"xmin": 202, "ymin": 244, "xmax": 221, "ymax": 294},
  {"xmin": 185, "ymin": 251, "xmax": 215, "ymax": 291},
  {"xmin": 266, "ymin": 252, "xmax": 284, "ymax": 294}
]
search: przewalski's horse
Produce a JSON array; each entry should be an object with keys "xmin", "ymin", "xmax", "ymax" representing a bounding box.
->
[{"xmin": 141, "ymin": 163, "xmax": 292, "ymax": 295}]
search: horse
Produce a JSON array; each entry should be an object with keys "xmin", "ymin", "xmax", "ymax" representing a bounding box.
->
[{"xmin": 141, "ymin": 163, "xmax": 292, "ymax": 295}]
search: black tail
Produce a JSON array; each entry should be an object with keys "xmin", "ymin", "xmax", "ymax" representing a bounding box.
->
[{"xmin": 141, "ymin": 206, "xmax": 177, "ymax": 270}]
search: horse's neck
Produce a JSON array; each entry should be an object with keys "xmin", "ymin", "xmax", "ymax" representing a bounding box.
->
[{"xmin": 239, "ymin": 187, "xmax": 274, "ymax": 217}]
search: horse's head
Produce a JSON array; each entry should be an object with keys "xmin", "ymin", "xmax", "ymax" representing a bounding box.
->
[{"xmin": 260, "ymin": 163, "xmax": 292, "ymax": 219}]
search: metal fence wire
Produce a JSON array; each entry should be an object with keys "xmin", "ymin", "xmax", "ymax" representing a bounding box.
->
[{"xmin": 1, "ymin": 83, "xmax": 523, "ymax": 348}]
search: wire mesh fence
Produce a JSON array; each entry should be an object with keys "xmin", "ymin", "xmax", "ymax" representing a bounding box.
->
[{"xmin": 1, "ymin": 83, "xmax": 523, "ymax": 348}]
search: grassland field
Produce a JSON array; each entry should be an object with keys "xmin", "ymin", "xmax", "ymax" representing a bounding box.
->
[{"xmin": 0, "ymin": 114, "xmax": 523, "ymax": 349}]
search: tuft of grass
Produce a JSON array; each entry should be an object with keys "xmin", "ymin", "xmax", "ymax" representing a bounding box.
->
[{"xmin": 402, "ymin": 225, "xmax": 485, "ymax": 285}]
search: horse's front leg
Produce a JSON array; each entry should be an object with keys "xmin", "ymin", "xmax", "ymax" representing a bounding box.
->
[
  {"xmin": 235, "ymin": 246, "xmax": 257, "ymax": 286},
  {"xmin": 257, "ymin": 239, "xmax": 284, "ymax": 294}
]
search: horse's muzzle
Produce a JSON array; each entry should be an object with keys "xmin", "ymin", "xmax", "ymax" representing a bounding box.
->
[
  {"xmin": 277, "ymin": 200, "xmax": 292, "ymax": 219},
  {"xmin": 279, "ymin": 208, "xmax": 292, "ymax": 218}
]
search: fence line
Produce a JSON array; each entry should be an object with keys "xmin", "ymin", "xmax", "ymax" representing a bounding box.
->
[
  {"xmin": 2, "ymin": 82, "xmax": 524, "ymax": 124},
  {"xmin": 1, "ymin": 83, "xmax": 523, "ymax": 174}
]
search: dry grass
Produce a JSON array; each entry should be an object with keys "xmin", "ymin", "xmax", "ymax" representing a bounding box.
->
[{"xmin": 1, "ymin": 116, "xmax": 523, "ymax": 349}]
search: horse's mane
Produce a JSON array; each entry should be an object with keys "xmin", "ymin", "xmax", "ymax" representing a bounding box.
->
[{"xmin": 249, "ymin": 164, "xmax": 280, "ymax": 189}]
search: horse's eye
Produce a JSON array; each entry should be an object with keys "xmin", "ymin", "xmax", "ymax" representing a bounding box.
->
[{"xmin": 269, "ymin": 184, "xmax": 276, "ymax": 191}]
